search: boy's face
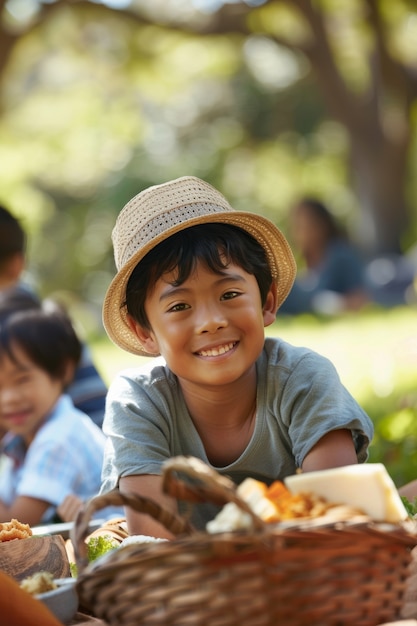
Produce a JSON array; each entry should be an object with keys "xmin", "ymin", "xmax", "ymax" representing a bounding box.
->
[
  {"xmin": 0, "ymin": 343, "xmax": 63, "ymax": 444},
  {"xmin": 128, "ymin": 259, "xmax": 276, "ymax": 389}
]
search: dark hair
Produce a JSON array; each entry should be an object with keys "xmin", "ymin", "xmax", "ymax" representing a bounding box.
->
[
  {"xmin": 0, "ymin": 304, "xmax": 82, "ymax": 382},
  {"xmin": 0, "ymin": 286, "xmax": 41, "ymax": 325},
  {"xmin": 0, "ymin": 205, "xmax": 26, "ymax": 264},
  {"xmin": 125, "ymin": 223, "xmax": 273, "ymax": 329},
  {"xmin": 296, "ymin": 198, "xmax": 345, "ymax": 241}
]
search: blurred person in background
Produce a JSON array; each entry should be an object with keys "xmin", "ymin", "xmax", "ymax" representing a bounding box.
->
[
  {"xmin": 0, "ymin": 205, "xmax": 107, "ymax": 428},
  {"xmin": 278, "ymin": 197, "xmax": 370, "ymax": 316},
  {"xmin": 0, "ymin": 303, "xmax": 107, "ymax": 525},
  {"xmin": 0, "ymin": 206, "xmax": 27, "ymax": 291}
]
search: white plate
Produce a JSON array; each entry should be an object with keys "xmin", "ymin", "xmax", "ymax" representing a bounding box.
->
[
  {"xmin": 32, "ymin": 519, "xmax": 105, "ymax": 540},
  {"xmin": 36, "ymin": 578, "xmax": 78, "ymax": 624}
]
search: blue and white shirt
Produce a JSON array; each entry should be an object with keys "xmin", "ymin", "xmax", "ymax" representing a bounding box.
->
[{"xmin": 0, "ymin": 394, "xmax": 107, "ymax": 523}]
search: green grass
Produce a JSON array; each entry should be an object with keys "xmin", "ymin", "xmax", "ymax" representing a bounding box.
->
[{"xmin": 90, "ymin": 304, "xmax": 417, "ymax": 487}]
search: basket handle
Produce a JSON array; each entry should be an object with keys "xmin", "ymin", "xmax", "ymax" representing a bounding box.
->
[
  {"xmin": 71, "ymin": 488, "xmax": 195, "ymax": 572},
  {"xmin": 162, "ymin": 456, "xmax": 266, "ymax": 531}
]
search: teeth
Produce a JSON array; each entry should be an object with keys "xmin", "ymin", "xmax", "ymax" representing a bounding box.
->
[{"xmin": 199, "ymin": 342, "xmax": 235, "ymax": 357}]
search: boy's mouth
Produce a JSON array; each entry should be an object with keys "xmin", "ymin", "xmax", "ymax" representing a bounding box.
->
[
  {"xmin": 196, "ymin": 341, "xmax": 237, "ymax": 357},
  {"xmin": 3, "ymin": 411, "xmax": 29, "ymax": 427}
]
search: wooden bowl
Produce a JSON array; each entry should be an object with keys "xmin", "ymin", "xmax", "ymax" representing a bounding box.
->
[{"xmin": 0, "ymin": 535, "xmax": 70, "ymax": 581}]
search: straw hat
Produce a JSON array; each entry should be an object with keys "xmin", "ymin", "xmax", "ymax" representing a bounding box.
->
[{"xmin": 103, "ymin": 176, "xmax": 296, "ymax": 356}]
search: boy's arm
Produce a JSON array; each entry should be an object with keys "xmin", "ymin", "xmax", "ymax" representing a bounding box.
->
[
  {"xmin": 119, "ymin": 474, "xmax": 178, "ymax": 539},
  {"xmin": 0, "ymin": 496, "xmax": 50, "ymax": 526},
  {"xmin": 398, "ymin": 480, "xmax": 417, "ymax": 501},
  {"xmin": 301, "ymin": 429, "xmax": 358, "ymax": 472}
]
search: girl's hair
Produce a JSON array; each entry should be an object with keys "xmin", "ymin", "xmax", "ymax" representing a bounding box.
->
[
  {"xmin": 125, "ymin": 223, "xmax": 273, "ymax": 329},
  {"xmin": 0, "ymin": 303, "xmax": 82, "ymax": 381},
  {"xmin": 296, "ymin": 198, "xmax": 345, "ymax": 241}
]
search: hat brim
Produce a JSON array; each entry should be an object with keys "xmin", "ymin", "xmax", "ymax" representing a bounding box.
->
[{"xmin": 102, "ymin": 212, "xmax": 296, "ymax": 356}]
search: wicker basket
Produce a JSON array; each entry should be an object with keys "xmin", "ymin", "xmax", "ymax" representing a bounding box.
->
[{"xmin": 71, "ymin": 457, "xmax": 417, "ymax": 626}]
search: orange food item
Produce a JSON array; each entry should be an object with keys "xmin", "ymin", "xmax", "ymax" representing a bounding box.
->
[
  {"xmin": 207, "ymin": 477, "xmax": 335, "ymax": 533},
  {"xmin": 263, "ymin": 480, "xmax": 329, "ymax": 521}
]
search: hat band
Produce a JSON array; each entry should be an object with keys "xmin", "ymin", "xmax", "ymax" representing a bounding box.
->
[{"xmin": 115, "ymin": 202, "xmax": 233, "ymax": 269}]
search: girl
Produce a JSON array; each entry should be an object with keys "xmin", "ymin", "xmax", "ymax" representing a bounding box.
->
[{"xmin": 0, "ymin": 303, "xmax": 106, "ymax": 525}]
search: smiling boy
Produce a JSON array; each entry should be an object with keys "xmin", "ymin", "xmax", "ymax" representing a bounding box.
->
[{"xmin": 100, "ymin": 176, "xmax": 373, "ymax": 537}]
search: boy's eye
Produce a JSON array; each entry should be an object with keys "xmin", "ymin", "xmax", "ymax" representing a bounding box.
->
[
  {"xmin": 221, "ymin": 290, "xmax": 240, "ymax": 301},
  {"xmin": 168, "ymin": 302, "xmax": 190, "ymax": 312},
  {"xmin": 16, "ymin": 373, "xmax": 31, "ymax": 385},
  {"xmin": 9, "ymin": 373, "xmax": 31, "ymax": 388}
]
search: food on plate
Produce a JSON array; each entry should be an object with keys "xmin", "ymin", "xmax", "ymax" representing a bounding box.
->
[
  {"xmin": 1, "ymin": 571, "xmax": 64, "ymax": 626},
  {"xmin": 69, "ymin": 533, "xmax": 120, "ymax": 577},
  {"xmin": 20, "ymin": 571, "xmax": 57, "ymax": 595},
  {"xmin": 86, "ymin": 534, "xmax": 120, "ymax": 562},
  {"xmin": 87, "ymin": 517, "xmax": 129, "ymax": 545},
  {"xmin": 0, "ymin": 518, "xmax": 32, "ymax": 542},
  {"xmin": 207, "ymin": 477, "xmax": 331, "ymax": 533},
  {"xmin": 284, "ymin": 463, "xmax": 408, "ymax": 523},
  {"xmin": 119, "ymin": 535, "xmax": 168, "ymax": 547},
  {"xmin": 207, "ymin": 463, "xmax": 409, "ymax": 533}
]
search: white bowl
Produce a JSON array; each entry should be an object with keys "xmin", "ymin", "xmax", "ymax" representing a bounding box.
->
[{"xmin": 36, "ymin": 577, "xmax": 78, "ymax": 624}]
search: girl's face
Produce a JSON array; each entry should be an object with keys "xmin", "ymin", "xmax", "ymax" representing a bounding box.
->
[
  {"xmin": 0, "ymin": 343, "xmax": 64, "ymax": 444},
  {"xmin": 128, "ymin": 260, "xmax": 276, "ymax": 391},
  {"xmin": 291, "ymin": 204, "xmax": 327, "ymax": 253}
]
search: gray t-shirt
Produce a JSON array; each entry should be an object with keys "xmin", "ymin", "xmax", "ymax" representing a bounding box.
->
[{"xmin": 101, "ymin": 337, "xmax": 373, "ymax": 529}]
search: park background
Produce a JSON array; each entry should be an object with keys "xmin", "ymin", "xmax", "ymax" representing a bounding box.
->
[{"xmin": 1, "ymin": 0, "xmax": 417, "ymax": 487}]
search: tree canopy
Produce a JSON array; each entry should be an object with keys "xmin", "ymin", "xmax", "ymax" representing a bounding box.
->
[{"xmin": 1, "ymin": 0, "xmax": 417, "ymax": 311}]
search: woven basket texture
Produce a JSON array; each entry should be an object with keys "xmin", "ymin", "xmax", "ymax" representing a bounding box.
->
[{"xmin": 71, "ymin": 457, "xmax": 417, "ymax": 626}]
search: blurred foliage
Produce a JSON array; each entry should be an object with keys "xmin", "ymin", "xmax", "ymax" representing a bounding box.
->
[{"xmin": 2, "ymin": 0, "xmax": 417, "ymax": 320}]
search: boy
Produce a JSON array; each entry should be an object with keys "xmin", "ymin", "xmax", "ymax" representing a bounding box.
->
[
  {"xmin": 0, "ymin": 205, "xmax": 107, "ymax": 428},
  {"xmin": 101, "ymin": 176, "xmax": 374, "ymax": 537},
  {"xmin": 0, "ymin": 304, "xmax": 106, "ymax": 525}
]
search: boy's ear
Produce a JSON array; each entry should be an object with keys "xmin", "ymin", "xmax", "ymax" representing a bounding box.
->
[
  {"xmin": 127, "ymin": 315, "xmax": 160, "ymax": 355},
  {"xmin": 62, "ymin": 360, "xmax": 76, "ymax": 389},
  {"xmin": 0, "ymin": 253, "xmax": 25, "ymax": 288},
  {"xmin": 263, "ymin": 282, "xmax": 278, "ymax": 327}
]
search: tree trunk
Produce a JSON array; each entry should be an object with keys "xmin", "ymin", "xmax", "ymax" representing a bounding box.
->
[{"xmin": 350, "ymin": 128, "xmax": 410, "ymax": 256}]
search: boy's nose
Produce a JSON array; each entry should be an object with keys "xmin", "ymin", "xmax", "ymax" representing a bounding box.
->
[
  {"xmin": 195, "ymin": 303, "xmax": 227, "ymax": 334},
  {"xmin": 0, "ymin": 386, "xmax": 19, "ymax": 408}
]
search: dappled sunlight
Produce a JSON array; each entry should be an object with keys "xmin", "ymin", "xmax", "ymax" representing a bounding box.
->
[
  {"xmin": 378, "ymin": 408, "xmax": 417, "ymax": 442},
  {"xmin": 274, "ymin": 306, "xmax": 417, "ymax": 404},
  {"xmin": 370, "ymin": 349, "xmax": 394, "ymax": 397}
]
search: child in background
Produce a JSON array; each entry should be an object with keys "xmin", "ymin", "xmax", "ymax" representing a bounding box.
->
[
  {"xmin": 99, "ymin": 176, "xmax": 374, "ymax": 538},
  {"xmin": 0, "ymin": 206, "xmax": 107, "ymax": 428},
  {"xmin": 0, "ymin": 302, "xmax": 107, "ymax": 525}
]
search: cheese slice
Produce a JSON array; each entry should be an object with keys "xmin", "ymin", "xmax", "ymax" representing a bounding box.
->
[{"xmin": 284, "ymin": 463, "xmax": 408, "ymax": 522}]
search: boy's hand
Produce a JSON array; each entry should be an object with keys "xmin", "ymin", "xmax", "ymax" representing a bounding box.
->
[
  {"xmin": 119, "ymin": 474, "xmax": 177, "ymax": 539},
  {"xmin": 57, "ymin": 494, "xmax": 83, "ymax": 522}
]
